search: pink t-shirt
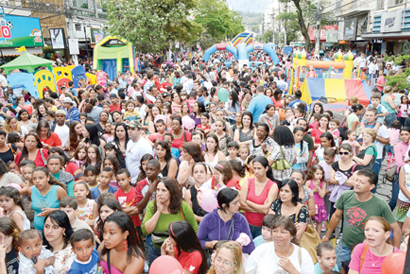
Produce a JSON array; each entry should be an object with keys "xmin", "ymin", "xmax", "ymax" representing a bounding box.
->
[
  {"xmin": 376, "ymin": 76, "xmax": 386, "ymax": 92},
  {"xmin": 244, "ymin": 178, "xmax": 276, "ymax": 226}
]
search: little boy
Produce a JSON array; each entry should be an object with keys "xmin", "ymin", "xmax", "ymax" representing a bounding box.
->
[
  {"xmin": 123, "ymin": 100, "xmax": 140, "ymax": 123},
  {"xmin": 135, "ymin": 160, "xmax": 162, "ymax": 214},
  {"xmin": 253, "ymin": 214, "xmax": 276, "ymax": 248},
  {"xmin": 59, "ymin": 197, "xmax": 93, "ymax": 233},
  {"xmin": 227, "ymin": 141, "xmax": 240, "ymax": 161},
  {"xmin": 68, "ymin": 229, "xmax": 100, "ymax": 274},
  {"xmin": 18, "ymin": 229, "xmax": 55, "ymax": 274},
  {"xmin": 360, "ymin": 92, "xmax": 387, "ymax": 133},
  {"xmin": 328, "ymin": 119, "xmax": 340, "ymax": 146},
  {"xmin": 315, "ymin": 242, "xmax": 339, "ymax": 274},
  {"xmin": 114, "ymin": 169, "xmax": 140, "ymax": 227},
  {"xmin": 90, "ymin": 167, "xmax": 118, "ymax": 199}
]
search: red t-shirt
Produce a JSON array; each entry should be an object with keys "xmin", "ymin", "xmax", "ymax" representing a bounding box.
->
[
  {"xmin": 311, "ymin": 127, "xmax": 326, "ymax": 145},
  {"xmin": 160, "ymin": 82, "xmax": 172, "ymax": 92},
  {"xmin": 15, "ymin": 148, "xmax": 49, "ymax": 167},
  {"xmin": 171, "ymin": 131, "xmax": 191, "ymax": 149},
  {"xmin": 110, "ymin": 104, "xmax": 121, "ymax": 112},
  {"xmin": 65, "ymin": 162, "xmax": 81, "ymax": 178},
  {"xmin": 115, "ymin": 187, "xmax": 141, "ymax": 227},
  {"xmin": 40, "ymin": 132, "xmax": 62, "ymax": 148},
  {"xmin": 174, "ymin": 249, "xmax": 203, "ymax": 274},
  {"xmin": 135, "ymin": 178, "xmax": 155, "ymax": 210}
]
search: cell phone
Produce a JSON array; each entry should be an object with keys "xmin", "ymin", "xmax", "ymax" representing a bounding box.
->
[{"xmin": 31, "ymin": 257, "xmax": 37, "ymax": 264}]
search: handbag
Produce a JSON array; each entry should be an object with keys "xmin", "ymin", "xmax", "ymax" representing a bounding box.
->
[
  {"xmin": 271, "ymin": 145, "xmax": 291, "ymax": 171},
  {"xmin": 295, "ymin": 205, "xmax": 322, "ymax": 264},
  {"xmin": 151, "ymin": 210, "xmax": 185, "ymax": 245}
]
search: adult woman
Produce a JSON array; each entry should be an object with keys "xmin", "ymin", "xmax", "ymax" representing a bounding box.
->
[
  {"xmin": 375, "ymin": 71, "xmax": 386, "ymax": 92},
  {"xmin": 15, "ymin": 133, "xmax": 49, "ymax": 167},
  {"xmin": 177, "ymin": 142, "xmax": 208, "ymax": 187},
  {"xmin": 36, "ymin": 120, "xmax": 62, "ymax": 150},
  {"xmin": 184, "ymin": 162, "xmax": 209, "ymax": 222},
  {"xmin": 269, "ymin": 180, "xmax": 308, "ymax": 242},
  {"xmin": 208, "ymin": 241, "xmax": 245, "ymax": 274},
  {"xmin": 208, "ymin": 102, "xmax": 218, "ymax": 124},
  {"xmin": 290, "ymin": 170, "xmax": 315, "ymax": 215},
  {"xmin": 173, "ymin": 71, "xmax": 182, "ymax": 86},
  {"xmin": 0, "ymin": 218, "xmax": 20, "ymax": 274},
  {"xmin": 99, "ymin": 212, "xmax": 144, "ymax": 274},
  {"xmin": 43, "ymin": 210, "xmax": 75, "ymax": 274},
  {"xmin": 226, "ymin": 91, "xmax": 240, "ymax": 125},
  {"xmin": 48, "ymin": 147, "xmax": 84, "ymax": 182},
  {"xmin": 268, "ymin": 126, "xmax": 297, "ymax": 184},
  {"xmin": 240, "ymin": 156, "xmax": 278, "ymax": 238},
  {"xmin": 250, "ymin": 123, "xmax": 275, "ymax": 157},
  {"xmin": 0, "ymin": 130, "xmax": 17, "ymax": 164},
  {"xmin": 233, "ymin": 111, "xmax": 254, "ymax": 147},
  {"xmin": 271, "ymin": 89, "xmax": 283, "ymax": 109},
  {"xmin": 171, "ymin": 92, "xmax": 182, "ymax": 114},
  {"xmin": 84, "ymin": 98, "xmax": 102, "ymax": 124},
  {"xmin": 181, "ymin": 102, "xmax": 191, "ymax": 118},
  {"xmin": 214, "ymin": 119, "xmax": 232, "ymax": 155},
  {"xmin": 381, "ymin": 85, "xmax": 398, "ymax": 127},
  {"xmin": 241, "ymin": 89, "xmax": 252, "ymax": 111},
  {"xmin": 197, "ymin": 188, "xmax": 255, "ymax": 254},
  {"xmin": 4, "ymin": 116, "xmax": 28, "ymax": 137},
  {"xmin": 160, "ymin": 221, "xmax": 208, "ymax": 274},
  {"xmin": 171, "ymin": 117, "xmax": 191, "ymax": 149},
  {"xmin": 245, "ymin": 216, "xmax": 315, "ymax": 274},
  {"xmin": 68, "ymin": 121, "xmax": 83, "ymax": 156},
  {"xmin": 307, "ymin": 103, "xmax": 324, "ymax": 125},
  {"xmin": 258, "ymin": 104, "xmax": 280, "ymax": 137},
  {"xmin": 36, "ymin": 103, "xmax": 47, "ymax": 121},
  {"xmin": 392, "ymin": 127, "xmax": 410, "ymax": 213},
  {"xmin": 28, "ymin": 167, "xmax": 67, "ymax": 231},
  {"xmin": 205, "ymin": 134, "xmax": 227, "ymax": 171},
  {"xmin": 82, "ymin": 124, "xmax": 106, "ymax": 156},
  {"xmin": 231, "ymin": 113, "xmax": 242, "ymax": 139},
  {"xmin": 347, "ymin": 104, "xmax": 364, "ymax": 135},
  {"xmin": 191, "ymin": 101, "xmax": 206, "ymax": 128},
  {"xmin": 142, "ymin": 177, "xmax": 198, "ymax": 265},
  {"xmin": 142, "ymin": 104, "xmax": 154, "ymax": 132},
  {"xmin": 96, "ymin": 111, "xmax": 110, "ymax": 134},
  {"xmin": 112, "ymin": 123, "xmax": 129, "ymax": 154},
  {"xmin": 353, "ymin": 128, "xmax": 377, "ymax": 170},
  {"xmin": 156, "ymin": 141, "xmax": 178, "ymax": 179},
  {"xmin": 311, "ymin": 114, "xmax": 330, "ymax": 148},
  {"xmin": 349, "ymin": 216, "xmax": 399, "ymax": 274}
]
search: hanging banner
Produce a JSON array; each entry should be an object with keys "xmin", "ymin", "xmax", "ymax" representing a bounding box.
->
[
  {"xmin": 68, "ymin": 39, "xmax": 79, "ymax": 55},
  {"xmin": 49, "ymin": 28, "xmax": 66, "ymax": 49},
  {"xmin": 0, "ymin": 15, "xmax": 43, "ymax": 48}
]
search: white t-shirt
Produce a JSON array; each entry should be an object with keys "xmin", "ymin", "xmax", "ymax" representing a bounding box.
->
[
  {"xmin": 375, "ymin": 125, "xmax": 389, "ymax": 160},
  {"xmin": 0, "ymin": 75, "xmax": 6, "ymax": 87},
  {"xmin": 125, "ymin": 137, "xmax": 153, "ymax": 184},
  {"xmin": 54, "ymin": 124, "xmax": 69, "ymax": 147},
  {"xmin": 245, "ymin": 242, "xmax": 315, "ymax": 274}
]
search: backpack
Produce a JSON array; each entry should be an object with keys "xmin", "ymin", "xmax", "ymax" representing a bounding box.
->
[{"xmin": 383, "ymin": 153, "xmax": 397, "ymax": 183}]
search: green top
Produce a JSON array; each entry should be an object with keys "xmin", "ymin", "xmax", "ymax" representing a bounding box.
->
[
  {"xmin": 142, "ymin": 200, "xmax": 198, "ymax": 247},
  {"xmin": 381, "ymin": 94, "xmax": 396, "ymax": 114},
  {"xmin": 347, "ymin": 113, "xmax": 359, "ymax": 135},
  {"xmin": 336, "ymin": 190, "xmax": 395, "ymax": 250}
]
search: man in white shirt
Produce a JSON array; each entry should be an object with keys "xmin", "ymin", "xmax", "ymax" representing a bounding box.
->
[
  {"xmin": 183, "ymin": 73, "xmax": 194, "ymax": 93},
  {"xmin": 126, "ymin": 121, "xmax": 153, "ymax": 184},
  {"xmin": 276, "ymin": 74, "xmax": 289, "ymax": 94},
  {"xmin": 0, "ymin": 69, "xmax": 7, "ymax": 88},
  {"xmin": 53, "ymin": 110, "xmax": 70, "ymax": 149}
]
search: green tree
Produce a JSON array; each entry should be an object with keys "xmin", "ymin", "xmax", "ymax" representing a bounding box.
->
[
  {"xmin": 275, "ymin": 12, "xmax": 299, "ymax": 45},
  {"xmin": 105, "ymin": 0, "xmax": 203, "ymax": 52},
  {"xmin": 194, "ymin": 0, "xmax": 245, "ymax": 49}
]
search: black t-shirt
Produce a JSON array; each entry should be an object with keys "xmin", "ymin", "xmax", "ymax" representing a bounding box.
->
[
  {"xmin": 6, "ymin": 247, "xmax": 19, "ymax": 274},
  {"xmin": 0, "ymin": 144, "xmax": 17, "ymax": 164},
  {"xmin": 331, "ymin": 161, "xmax": 364, "ymax": 179},
  {"xmin": 270, "ymin": 199, "xmax": 308, "ymax": 223}
]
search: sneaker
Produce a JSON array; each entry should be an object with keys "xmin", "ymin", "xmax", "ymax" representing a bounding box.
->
[
  {"xmin": 143, "ymin": 261, "xmax": 149, "ymax": 272},
  {"xmin": 321, "ymin": 222, "xmax": 327, "ymax": 232}
]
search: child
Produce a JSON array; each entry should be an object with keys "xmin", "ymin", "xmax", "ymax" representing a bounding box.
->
[
  {"xmin": 328, "ymin": 119, "xmax": 340, "ymax": 146},
  {"xmin": 388, "ymin": 120, "xmax": 402, "ymax": 162},
  {"xmin": 305, "ymin": 165, "xmax": 327, "ymax": 234},
  {"xmin": 315, "ymin": 242, "xmax": 338, "ymax": 273},
  {"xmin": 85, "ymin": 144, "xmax": 102, "ymax": 170},
  {"xmin": 238, "ymin": 145, "xmax": 250, "ymax": 165},
  {"xmin": 73, "ymin": 182, "xmax": 98, "ymax": 227},
  {"xmin": 135, "ymin": 153, "xmax": 154, "ymax": 183},
  {"xmin": 245, "ymin": 154, "xmax": 256, "ymax": 179},
  {"xmin": 18, "ymin": 160, "xmax": 36, "ymax": 224},
  {"xmin": 103, "ymin": 155, "xmax": 121, "ymax": 188},
  {"xmin": 308, "ymin": 113, "xmax": 321, "ymax": 131},
  {"xmin": 59, "ymin": 196, "xmax": 93, "ymax": 232},
  {"xmin": 0, "ymin": 186, "xmax": 30, "ymax": 232},
  {"xmin": 90, "ymin": 167, "xmax": 118, "ymax": 199},
  {"xmin": 360, "ymin": 92, "xmax": 387, "ymax": 133},
  {"xmin": 7, "ymin": 162, "xmax": 20, "ymax": 176},
  {"xmin": 135, "ymin": 160, "xmax": 161, "ymax": 214},
  {"xmin": 18, "ymin": 229, "xmax": 54, "ymax": 274},
  {"xmin": 84, "ymin": 166, "xmax": 99, "ymax": 188},
  {"xmin": 73, "ymin": 146, "xmax": 87, "ymax": 170},
  {"xmin": 114, "ymin": 169, "xmax": 140, "ymax": 228},
  {"xmin": 318, "ymin": 147, "xmax": 336, "ymax": 229},
  {"xmin": 197, "ymin": 113, "xmax": 212, "ymax": 135},
  {"xmin": 399, "ymin": 95, "xmax": 410, "ymax": 126},
  {"xmin": 163, "ymin": 133, "xmax": 179, "ymax": 160},
  {"xmin": 292, "ymin": 127, "xmax": 308, "ymax": 171},
  {"xmin": 227, "ymin": 141, "xmax": 240, "ymax": 161},
  {"xmin": 123, "ymin": 100, "xmax": 140, "ymax": 123},
  {"xmin": 47, "ymin": 155, "xmax": 75, "ymax": 197},
  {"xmin": 342, "ymin": 130, "xmax": 360, "ymax": 157},
  {"xmin": 68, "ymin": 229, "xmax": 100, "ymax": 274},
  {"xmin": 253, "ymin": 214, "xmax": 276, "ymax": 248},
  {"xmin": 104, "ymin": 143, "xmax": 126, "ymax": 169}
]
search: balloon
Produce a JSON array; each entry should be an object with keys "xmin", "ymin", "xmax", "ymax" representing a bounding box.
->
[
  {"xmin": 149, "ymin": 256, "xmax": 184, "ymax": 274},
  {"xmin": 381, "ymin": 251, "xmax": 405, "ymax": 274},
  {"xmin": 182, "ymin": 116, "xmax": 195, "ymax": 130},
  {"xmin": 218, "ymin": 88, "xmax": 229, "ymax": 103},
  {"xmin": 201, "ymin": 189, "xmax": 218, "ymax": 213},
  {"xmin": 22, "ymin": 104, "xmax": 33, "ymax": 115}
]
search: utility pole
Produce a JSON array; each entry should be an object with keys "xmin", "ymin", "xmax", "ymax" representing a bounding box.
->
[{"xmin": 315, "ymin": 0, "xmax": 322, "ymax": 56}]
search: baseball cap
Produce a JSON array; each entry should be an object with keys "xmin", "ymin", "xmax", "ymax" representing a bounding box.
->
[
  {"xmin": 127, "ymin": 120, "xmax": 142, "ymax": 129},
  {"xmin": 55, "ymin": 109, "xmax": 66, "ymax": 116},
  {"xmin": 107, "ymin": 81, "xmax": 114, "ymax": 87},
  {"xmin": 62, "ymin": 97, "xmax": 73, "ymax": 104},
  {"xmin": 162, "ymin": 92, "xmax": 170, "ymax": 98}
]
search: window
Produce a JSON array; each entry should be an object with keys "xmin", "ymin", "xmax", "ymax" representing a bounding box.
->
[
  {"xmin": 376, "ymin": 0, "xmax": 384, "ymax": 9},
  {"xmin": 75, "ymin": 24, "xmax": 82, "ymax": 31},
  {"xmin": 389, "ymin": 0, "xmax": 404, "ymax": 7}
]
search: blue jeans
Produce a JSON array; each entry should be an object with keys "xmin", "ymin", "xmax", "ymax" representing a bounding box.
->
[
  {"xmin": 372, "ymin": 158, "xmax": 382, "ymax": 194},
  {"xmin": 335, "ymin": 240, "xmax": 351, "ymax": 271},
  {"xmin": 249, "ymin": 225, "xmax": 262, "ymax": 239},
  {"xmin": 389, "ymin": 173, "xmax": 400, "ymax": 211},
  {"xmin": 385, "ymin": 112, "xmax": 397, "ymax": 127},
  {"xmin": 146, "ymin": 234, "xmax": 161, "ymax": 266}
]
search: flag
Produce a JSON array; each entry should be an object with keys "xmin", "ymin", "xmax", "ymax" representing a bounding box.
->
[{"xmin": 16, "ymin": 46, "xmax": 26, "ymax": 52}]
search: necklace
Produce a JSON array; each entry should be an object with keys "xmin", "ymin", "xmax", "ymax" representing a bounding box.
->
[{"xmin": 370, "ymin": 246, "xmax": 387, "ymax": 267}]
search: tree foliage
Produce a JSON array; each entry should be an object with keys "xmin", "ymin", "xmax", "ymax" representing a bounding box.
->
[
  {"xmin": 105, "ymin": 0, "xmax": 203, "ymax": 52},
  {"xmin": 275, "ymin": 12, "xmax": 299, "ymax": 45}
]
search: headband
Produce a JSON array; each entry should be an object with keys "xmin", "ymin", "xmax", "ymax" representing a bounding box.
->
[
  {"xmin": 216, "ymin": 164, "xmax": 224, "ymax": 170},
  {"xmin": 170, "ymin": 222, "xmax": 176, "ymax": 237}
]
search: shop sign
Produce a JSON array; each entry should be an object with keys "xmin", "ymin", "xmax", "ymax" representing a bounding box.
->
[
  {"xmin": 0, "ymin": 7, "xmax": 4, "ymax": 17},
  {"xmin": 344, "ymin": 18, "xmax": 357, "ymax": 41},
  {"xmin": 308, "ymin": 25, "xmax": 338, "ymax": 41},
  {"xmin": 381, "ymin": 10, "xmax": 402, "ymax": 32},
  {"xmin": 373, "ymin": 39, "xmax": 383, "ymax": 43},
  {"xmin": 0, "ymin": 15, "xmax": 43, "ymax": 48},
  {"xmin": 91, "ymin": 27, "xmax": 106, "ymax": 44}
]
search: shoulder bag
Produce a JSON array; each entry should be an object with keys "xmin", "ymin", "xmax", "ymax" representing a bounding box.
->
[{"xmin": 271, "ymin": 145, "xmax": 291, "ymax": 171}]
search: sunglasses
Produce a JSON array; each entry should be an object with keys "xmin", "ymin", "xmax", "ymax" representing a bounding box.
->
[{"xmin": 338, "ymin": 151, "xmax": 350, "ymax": 155}]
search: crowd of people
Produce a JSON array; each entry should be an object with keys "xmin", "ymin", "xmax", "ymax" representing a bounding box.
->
[{"xmin": 0, "ymin": 48, "xmax": 407, "ymax": 274}]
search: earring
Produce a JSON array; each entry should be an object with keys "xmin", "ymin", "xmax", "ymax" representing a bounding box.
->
[
  {"xmin": 63, "ymin": 232, "xmax": 66, "ymax": 237},
  {"xmin": 123, "ymin": 240, "xmax": 128, "ymax": 251}
]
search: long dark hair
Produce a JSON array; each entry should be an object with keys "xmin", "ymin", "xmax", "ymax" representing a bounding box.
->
[
  {"xmin": 253, "ymin": 156, "xmax": 275, "ymax": 181},
  {"xmin": 136, "ymin": 153, "xmax": 154, "ymax": 182},
  {"xmin": 113, "ymin": 123, "xmax": 129, "ymax": 150},
  {"xmin": 97, "ymin": 197, "xmax": 122, "ymax": 242},
  {"xmin": 272, "ymin": 126, "xmax": 295, "ymax": 147},
  {"xmin": 43, "ymin": 210, "xmax": 74, "ymax": 251},
  {"xmin": 168, "ymin": 221, "xmax": 208, "ymax": 274},
  {"xmin": 230, "ymin": 90, "xmax": 239, "ymax": 109},
  {"xmin": 157, "ymin": 141, "xmax": 172, "ymax": 163},
  {"xmin": 104, "ymin": 143, "xmax": 126, "ymax": 168},
  {"xmin": 320, "ymin": 132, "xmax": 336, "ymax": 148},
  {"xmin": 182, "ymin": 142, "xmax": 204, "ymax": 162},
  {"xmin": 36, "ymin": 120, "xmax": 51, "ymax": 139},
  {"xmin": 154, "ymin": 177, "xmax": 182, "ymax": 214},
  {"xmin": 241, "ymin": 111, "xmax": 254, "ymax": 130},
  {"xmin": 48, "ymin": 147, "xmax": 69, "ymax": 166},
  {"xmin": 103, "ymin": 154, "xmax": 121, "ymax": 175},
  {"xmin": 84, "ymin": 124, "xmax": 101, "ymax": 146},
  {"xmin": 279, "ymin": 179, "xmax": 300, "ymax": 206},
  {"xmin": 69, "ymin": 121, "xmax": 82, "ymax": 152},
  {"xmin": 32, "ymin": 167, "xmax": 68, "ymax": 192},
  {"xmin": 18, "ymin": 133, "xmax": 43, "ymax": 165},
  {"xmin": 205, "ymin": 134, "xmax": 220, "ymax": 154}
]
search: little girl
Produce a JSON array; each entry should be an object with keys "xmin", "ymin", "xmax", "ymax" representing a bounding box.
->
[
  {"xmin": 306, "ymin": 66, "xmax": 317, "ymax": 78},
  {"xmin": 73, "ymin": 182, "xmax": 98, "ymax": 227},
  {"xmin": 73, "ymin": 145, "xmax": 87, "ymax": 170},
  {"xmin": 292, "ymin": 127, "xmax": 308, "ymax": 171},
  {"xmin": 103, "ymin": 122, "xmax": 113, "ymax": 141},
  {"xmin": 103, "ymin": 155, "xmax": 121, "ymax": 188},
  {"xmin": 305, "ymin": 165, "xmax": 327, "ymax": 234},
  {"xmin": 238, "ymin": 145, "xmax": 250, "ymax": 165},
  {"xmin": 85, "ymin": 144, "xmax": 102, "ymax": 170},
  {"xmin": 135, "ymin": 154, "xmax": 154, "ymax": 183},
  {"xmin": 245, "ymin": 154, "xmax": 256, "ymax": 179},
  {"xmin": 399, "ymin": 95, "xmax": 410, "ymax": 126},
  {"xmin": 0, "ymin": 186, "xmax": 30, "ymax": 232},
  {"xmin": 197, "ymin": 113, "xmax": 212, "ymax": 135},
  {"xmin": 342, "ymin": 130, "xmax": 360, "ymax": 157},
  {"xmin": 84, "ymin": 166, "xmax": 99, "ymax": 188}
]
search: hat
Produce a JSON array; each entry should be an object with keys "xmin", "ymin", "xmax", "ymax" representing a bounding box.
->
[
  {"xmin": 127, "ymin": 120, "xmax": 142, "ymax": 129},
  {"xmin": 55, "ymin": 109, "xmax": 66, "ymax": 116},
  {"xmin": 162, "ymin": 92, "xmax": 170, "ymax": 98},
  {"xmin": 107, "ymin": 81, "xmax": 114, "ymax": 87},
  {"xmin": 63, "ymin": 97, "xmax": 73, "ymax": 104}
]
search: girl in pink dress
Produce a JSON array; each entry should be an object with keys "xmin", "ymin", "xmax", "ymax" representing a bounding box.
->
[
  {"xmin": 305, "ymin": 165, "xmax": 327, "ymax": 234},
  {"xmin": 306, "ymin": 66, "xmax": 317, "ymax": 78}
]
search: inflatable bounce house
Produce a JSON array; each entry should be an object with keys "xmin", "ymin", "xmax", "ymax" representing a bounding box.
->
[
  {"xmin": 0, "ymin": 47, "xmax": 97, "ymax": 98},
  {"xmin": 202, "ymin": 32, "xmax": 279, "ymax": 67},
  {"xmin": 92, "ymin": 36, "xmax": 135, "ymax": 81}
]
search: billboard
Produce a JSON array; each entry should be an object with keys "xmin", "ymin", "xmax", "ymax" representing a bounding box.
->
[
  {"xmin": 381, "ymin": 10, "xmax": 402, "ymax": 33},
  {"xmin": 308, "ymin": 25, "xmax": 338, "ymax": 42},
  {"xmin": 344, "ymin": 18, "xmax": 357, "ymax": 41},
  {"xmin": 49, "ymin": 28, "xmax": 66, "ymax": 50},
  {"xmin": 0, "ymin": 15, "xmax": 43, "ymax": 48}
]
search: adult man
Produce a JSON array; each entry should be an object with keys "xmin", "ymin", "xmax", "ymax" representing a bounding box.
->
[
  {"xmin": 52, "ymin": 110, "xmax": 70, "ymax": 150},
  {"xmin": 67, "ymin": 81, "xmax": 78, "ymax": 97},
  {"xmin": 288, "ymin": 90, "xmax": 307, "ymax": 111},
  {"xmin": 248, "ymin": 86, "xmax": 274, "ymax": 123},
  {"xmin": 276, "ymin": 74, "xmax": 288, "ymax": 94},
  {"xmin": 296, "ymin": 118, "xmax": 315, "ymax": 169},
  {"xmin": 106, "ymin": 81, "xmax": 118, "ymax": 97},
  {"xmin": 118, "ymin": 73, "xmax": 127, "ymax": 88},
  {"xmin": 126, "ymin": 121, "xmax": 153, "ymax": 184},
  {"xmin": 63, "ymin": 97, "xmax": 80, "ymax": 123},
  {"xmin": 322, "ymin": 169, "xmax": 400, "ymax": 270},
  {"xmin": 183, "ymin": 73, "xmax": 194, "ymax": 93}
]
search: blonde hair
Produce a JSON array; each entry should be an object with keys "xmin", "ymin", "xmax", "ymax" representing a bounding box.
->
[
  {"xmin": 365, "ymin": 216, "xmax": 392, "ymax": 244},
  {"xmin": 350, "ymin": 95, "xmax": 359, "ymax": 105},
  {"xmin": 208, "ymin": 241, "xmax": 245, "ymax": 274},
  {"xmin": 4, "ymin": 116, "xmax": 21, "ymax": 134},
  {"xmin": 363, "ymin": 128, "xmax": 377, "ymax": 143}
]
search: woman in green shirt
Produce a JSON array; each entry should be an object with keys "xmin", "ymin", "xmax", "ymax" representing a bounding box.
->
[
  {"xmin": 142, "ymin": 177, "xmax": 198, "ymax": 266},
  {"xmin": 347, "ymin": 104, "xmax": 364, "ymax": 135},
  {"xmin": 353, "ymin": 128, "xmax": 378, "ymax": 170}
]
